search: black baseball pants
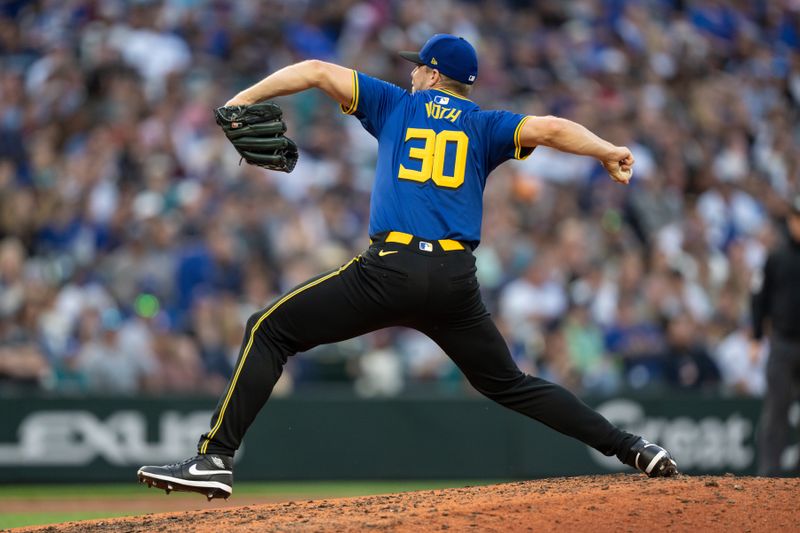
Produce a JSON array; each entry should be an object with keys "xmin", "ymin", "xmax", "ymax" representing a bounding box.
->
[
  {"xmin": 198, "ymin": 236, "xmax": 637, "ymax": 461},
  {"xmin": 758, "ymin": 334, "xmax": 800, "ymax": 476}
]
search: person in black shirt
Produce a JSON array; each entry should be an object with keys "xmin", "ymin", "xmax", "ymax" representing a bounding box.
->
[
  {"xmin": 660, "ymin": 313, "xmax": 720, "ymax": 391},
  {"xmin": 751, "ymin": 195, "xmax": 800, "ymax": 476}
]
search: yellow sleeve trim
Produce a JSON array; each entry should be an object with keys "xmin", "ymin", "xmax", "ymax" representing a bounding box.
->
[
  {"xmin": 340, "ymin": 70, "xmax": 359, "ymax": 115},
  {"xmin": 513, "ymin": 115, "xmax": 534, "ymax": 160}
]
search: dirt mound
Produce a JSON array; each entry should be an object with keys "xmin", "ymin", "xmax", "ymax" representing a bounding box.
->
[{"xmin": 19, "ymin": 474, "xmax": 799, "ymax": 533}]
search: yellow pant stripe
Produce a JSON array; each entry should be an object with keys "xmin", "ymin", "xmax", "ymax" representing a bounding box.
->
[{"xmin": 200, "ymin": 256, "xmax": 360, "ymax": 454}]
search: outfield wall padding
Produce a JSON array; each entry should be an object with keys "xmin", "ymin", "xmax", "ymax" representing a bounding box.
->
[{"xmin": 0, "ymin": 393, "xmax": 788, "ymax": 482}]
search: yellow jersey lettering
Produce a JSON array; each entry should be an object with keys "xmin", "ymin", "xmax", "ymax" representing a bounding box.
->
[
  {"xmin": 445, "ymin": 108, "xmax": 461, "ymax": 122},
  {"xmin": 424, "ymin": 102, "xmax": 461, "ymax": 123}
]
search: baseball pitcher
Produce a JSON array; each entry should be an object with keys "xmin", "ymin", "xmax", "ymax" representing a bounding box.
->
[{"xmin": 138, "ymin": 34, "xmax": 677, "ymax": 500}]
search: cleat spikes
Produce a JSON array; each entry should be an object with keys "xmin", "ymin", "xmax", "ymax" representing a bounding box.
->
[
  {"xmin": 136, "ymin": 454, "xmax": 233, "ymax": 500},
  {"xmin": 625, "ymin": 438, "xmax": 679, "ymax": 478},
  {"xmin": 662, "ymin": 460, "xmax": 679, "ymax": 477}
]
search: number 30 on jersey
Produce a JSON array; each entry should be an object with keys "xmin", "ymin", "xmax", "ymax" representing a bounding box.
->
[{"xmin": 398, "ymin": 128, "xmax": 469, "ymax": 189}]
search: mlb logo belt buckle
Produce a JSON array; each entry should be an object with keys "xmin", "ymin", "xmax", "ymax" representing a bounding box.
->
[{"xmin": 419, "ymin": 241, "xmax": 433, "ymax": 252}]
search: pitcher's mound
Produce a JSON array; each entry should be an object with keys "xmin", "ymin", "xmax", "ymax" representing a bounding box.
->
[{"xmin": 24, "ymin": 474, "xmax": 799, "ymax": 532}]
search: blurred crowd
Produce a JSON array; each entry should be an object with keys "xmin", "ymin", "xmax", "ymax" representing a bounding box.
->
[{"xmin": 0, "ymin": 0, "xmax": 798, "ymax": 398}]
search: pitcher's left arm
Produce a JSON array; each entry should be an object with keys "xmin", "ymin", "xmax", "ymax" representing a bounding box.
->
[
  {"xmin": 519, "ymin": 115, "xmax": 634, "ymax": 184},
  {"xmin": 225, "ymin": 60, "xmax": 355, "ymax": 109}
]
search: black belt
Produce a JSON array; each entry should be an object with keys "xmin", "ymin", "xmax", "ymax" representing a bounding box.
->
[{"xmin": 370, "ymin": 231, "xmax": 470, "ymax": 252}]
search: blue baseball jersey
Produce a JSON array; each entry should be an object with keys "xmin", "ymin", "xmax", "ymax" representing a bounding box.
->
[{"xmin": 342, "ymin": 70, "xmax": 533, "ymax": 248}]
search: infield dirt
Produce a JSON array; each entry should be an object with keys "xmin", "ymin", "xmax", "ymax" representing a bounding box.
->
[{"xmin": 16, "ymin": 474, "xmax": 799, "ymax": 532}]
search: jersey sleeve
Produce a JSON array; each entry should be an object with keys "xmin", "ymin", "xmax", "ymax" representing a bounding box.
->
[
  {"xmin": 483, "ymin": 110, "xmax": 535, "ymax": 170},
  {"xmin": 340, "ymin": 70, "xmax": 408, "ymax": 138}
]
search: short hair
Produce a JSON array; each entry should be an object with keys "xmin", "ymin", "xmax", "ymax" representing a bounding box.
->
[
  {"xmin": 422, "ymin": 65, "xmax": 473, "ymax": 96},
  {"xmin": 437, "ymin": 73, "xmax": 473, "ymax": 97}
]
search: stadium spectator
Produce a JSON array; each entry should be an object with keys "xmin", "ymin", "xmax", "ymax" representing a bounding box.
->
[
  {"xmin": 75, "ymin": 308, "xmax": 159, "ymax": 395},
  {"xmin": 1, "ymin": 0, "xmax": 796, "ymax": 398},
  {"xmin": 660, "ymin": 314, "xmax": 721, "ymax": 392}
]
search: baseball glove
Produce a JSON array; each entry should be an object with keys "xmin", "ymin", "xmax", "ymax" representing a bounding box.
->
[{"xmin": 214, "ymin": 102, "xmax": 298, "ymax": 172}]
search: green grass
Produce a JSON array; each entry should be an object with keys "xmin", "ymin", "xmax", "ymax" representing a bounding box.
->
[
  {"xmin": 0, "ymin": 480, "xmax": 496, "ymax": 529},
  {"xmin": 0, "ymin": 511, "xmax": 134, "ymax": 530},
  {"xmin": 0, "ymin": 480, "xmax": 491, "ymax": 499}
]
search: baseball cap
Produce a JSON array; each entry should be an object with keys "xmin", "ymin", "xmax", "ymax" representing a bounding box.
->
[{"xmin": 399, "ymin": 34, "xmax": 478, "ymax": 85}]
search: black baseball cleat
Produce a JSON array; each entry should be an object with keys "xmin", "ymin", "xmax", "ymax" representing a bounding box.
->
[
  {"xmin": 625, "ymin": 438, "xmax": 679, "ymax": 478},
  {"xmin": 137, "ymin": 454, "xmax": 233, "ymax": 500}
]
